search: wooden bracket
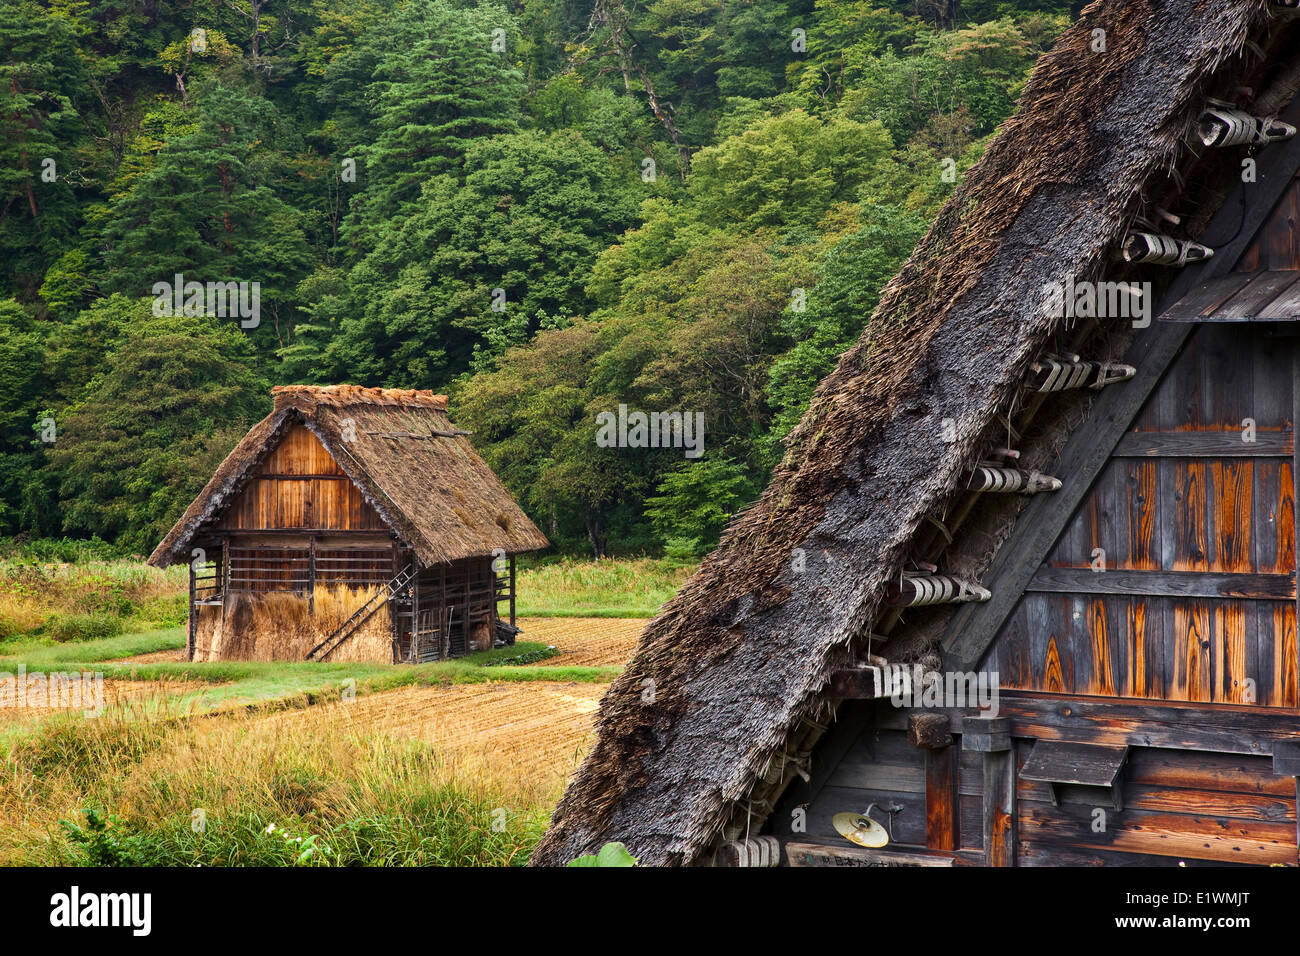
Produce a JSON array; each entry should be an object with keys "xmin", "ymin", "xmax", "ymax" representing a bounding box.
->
[{"xmin": 1020, "ymin": 741, "xmax": 1130, "ymax": 812}]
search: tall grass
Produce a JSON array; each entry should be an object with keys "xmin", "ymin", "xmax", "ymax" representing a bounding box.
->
[
  {"xmin": 517, "ymin": 556, "xmax": 694, "ymax": 617},
  {"xmin": 0, "ymin": 557, "xmax": 186, "ymax": 643},
  {"xmin": 2, "ymin": 701, "xmax": 547, "ymax": 866}
]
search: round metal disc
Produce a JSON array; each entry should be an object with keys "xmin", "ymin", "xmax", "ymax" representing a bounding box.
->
[{"xmin": 832, "ymin": 812, "xmax": 890, "ymax": 848}]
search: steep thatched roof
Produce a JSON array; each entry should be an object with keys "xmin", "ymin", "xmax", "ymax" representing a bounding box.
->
[
  {"xmin": 533, "ymin": 0, "xmax": 1290, "ymax": 866},
  {"xmin": 148, "ymin": 385, "xmax": 548, "ymax": 567}
]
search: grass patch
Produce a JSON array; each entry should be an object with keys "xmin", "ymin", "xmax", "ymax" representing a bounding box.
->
[
  {"xmin": 4, "ymin": 707, "xmax": 545, "ymax": 866},
  {"xmin": 516, "ymin": 556, "xmax": 694, "ymax": 617},
  {"xmin": 0, "ymin": 556, "xmax": 186, "ymax": 643},
  {"xmin": 0, "ymin": 629, "xmax": 615, "ymax": 730}
]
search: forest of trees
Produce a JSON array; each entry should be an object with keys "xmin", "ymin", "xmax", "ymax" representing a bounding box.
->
[{"xmin": 0, "ymin": 0, "xmax": 1073, "ymax": 558}]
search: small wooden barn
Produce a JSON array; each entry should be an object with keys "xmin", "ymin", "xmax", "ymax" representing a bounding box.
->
[
  {"xmin": 148, "ymin": 385, "xmax": 548, "ymax": 663},
  {"xmin": 533, "ymin": 1, "xmax": 1300, "ymax": 867}
]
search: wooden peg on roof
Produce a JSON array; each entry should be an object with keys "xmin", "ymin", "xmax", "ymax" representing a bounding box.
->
[{"xmin": 1153, "ymin": 206, "xmax": 1182, "ymax": 227}]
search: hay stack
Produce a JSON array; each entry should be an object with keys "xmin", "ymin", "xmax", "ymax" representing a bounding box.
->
[{"xmin": 193, "ymin": 587, "xmax": 393, "ymax": 663}]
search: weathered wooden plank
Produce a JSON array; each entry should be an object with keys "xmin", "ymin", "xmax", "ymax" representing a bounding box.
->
[
  {"xmin": 1126, "ymin": 748, "xmax": 1293, "ymax": 797},
  {"xmin": 1129, "ymin": 597, "xmax": 1164, "ymax": 699},
  {"xmin": 1209, "ymin": 459, "xmax": 1254, "ymax": 572},
  {"xmin": 960, "ymin": 794, "xmax": 984, "ymax": 852},
  {"xmin": 982, "ymin": 746, "xmax": 1015, "ymax": 867},
  {"xmin": 1126, "ymin": 459, "xmax": 1160, "ymax": 569},
  {"xmin": 1021, "ymin": 741, "xmax": 1129, "ymax": 788},
  {"xmin": 1018, "ymin": 780, "xmax": 1293, "ymax": 822},
  {"xmin": 925, "ymin": 745, "xmax": 959, "ymax": 851},
  {"xmin": 877, "ymin": 695, "xmax": 1300, "ymax": 756},
  {"xmin": 1157, "ymin": 272, "xmax": 1256, "ymax": 321},
  {"xmin": 783, "ymin": 842, "xmax": 955, "ymax": 867},
  {"xmin": 1216, "ymin": 270, "xmax": 1300, "ymax": 320},
  {"xmin": 826, "ymin": 760, "xmax": 925, "ymax": 794},
  {"xmin": 1253, "ymin": 460, "xmax": 1294, "ymax": 572},
  {"xmin": 1257, "ymin": 273, "xmax": 1300, "ymax": 318},
  {"xmin": 1026, "ymin": 567, "xmax": 1295, "ymax": 600},
  {"xmin": 1017, "ymin": 843, "xmax": 1255, "ymax": 867},
  {"xmin": 1212, "ymin": 601, "xmax": 1248, "ymax": 703},
  {"xmin": 1276, "ymin": 601, "xmax": 1299, "ymax": 708},
  {"xmin": 1016, "ymin": 802, "xmax": 1296, "ymax": 865}
]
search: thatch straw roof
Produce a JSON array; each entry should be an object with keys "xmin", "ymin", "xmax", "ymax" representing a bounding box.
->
[
  {"xmin": 533, "ymin": 0, "xmax": 1290, "ymax": 866},
  {"xmin": 149, "ymin": 385, "xmax": 548, "ymax": 567}
]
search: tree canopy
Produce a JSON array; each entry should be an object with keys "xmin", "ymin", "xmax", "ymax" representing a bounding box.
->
[{"xmin": 0, "ymin": 0, "xmax": 1070, "ymax": 556}]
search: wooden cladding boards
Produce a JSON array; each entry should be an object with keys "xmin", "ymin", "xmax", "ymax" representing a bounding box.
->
[
  {"xmin": 795, "ymin": 705, "xmax": 1298, "ymax": 867},
  {"xmin": 983, "ymin": 323, "xmax": 1299, "ymax": 704},
  {"xmin": 216, "ymin": 425, "xmax": 388, "ymax": 532},
  {"xmin": 1016, "ymin": 746, "xmax": 1296, "ymax": 867},
  {"xmin": 1043, "ymin": 458, "xmax": 1294, "ymax": 574},
  {"xmin": 987, "ymin": 595, "xmax": 1298, "ymax": 706},
  {"xmin": 1238, "ymin": 174, "xmax": 1300, "ymax": 275},
  {"xmin": 255, "ymin": 424, "xmax": 343, "ymax": 475},
  {"xmin": 1047, "ymin": 323, "xmax": 1294, "ymax": 575}
]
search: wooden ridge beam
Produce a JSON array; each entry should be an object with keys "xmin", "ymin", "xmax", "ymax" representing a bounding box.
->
[{"xmin": 941, "ymin": 92, "xmax": 1300, "ymax": 672}]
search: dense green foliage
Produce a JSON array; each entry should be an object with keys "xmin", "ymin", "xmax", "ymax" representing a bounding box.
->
[{"xmin": 0, "ymin": 0, "xmax": 1070, "ymax": 557}]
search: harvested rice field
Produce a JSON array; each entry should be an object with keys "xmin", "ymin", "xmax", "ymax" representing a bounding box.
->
[
  {"xmin": 516, "ymin": 616, "xmax": 645, "ymax": 667},
  {"xmin": 265, "ymin": 680, "xmax": 609, "ymax": 796},
  {"xmin": 0, "ymin": 679, "xmax": 194, "ymax": 727}
]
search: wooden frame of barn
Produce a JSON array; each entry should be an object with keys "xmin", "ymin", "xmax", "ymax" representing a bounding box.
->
[
  {"xmin": 148, "ymin": 385, "xmax": 548, "ymax": 664},
  {"xmin": 533, "ymin": 0, "xmax": 1300, "ymax": 867}
]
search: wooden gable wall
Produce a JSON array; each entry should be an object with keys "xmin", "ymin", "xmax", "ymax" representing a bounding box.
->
[
  {"xmin": 216, "ymin": 425, "xmax": 388, "ymax": 532},
  {"xmin": 980, "ymin": 323, "xmax": 1299, "ymax": 706}
]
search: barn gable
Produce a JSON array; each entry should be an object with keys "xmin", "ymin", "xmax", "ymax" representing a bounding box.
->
[
  {"xmin": 214, "ymin": 424, "xmax": 389, "ymax": 534},
  {"xmin": 148, "ymin": 385, "xmax": 549, "ymax": 569}
]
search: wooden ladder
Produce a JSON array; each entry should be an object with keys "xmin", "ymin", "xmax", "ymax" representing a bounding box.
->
[{"xmin": 306, "ymin": 564, "xmax": 416, "ymax": 661}]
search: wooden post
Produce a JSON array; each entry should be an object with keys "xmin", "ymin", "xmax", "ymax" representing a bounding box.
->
[
  {"xmin": 964, "ymin": 716, "xmax": 1015, "ymax": 867},
  {"xmin": 307, "ymin": 536, "xmax": 316, "ymax": 613},
  {"xmin": 1292, "ymin": 349, "xmax": 1299, "ymax": 701},
  {"xmin": 187, "ymin": 561, "xmax": 197, "ymax": 662},
  {"xmin": 509, "ymin": 554, "xmax": 516, "ymax": 628},
  {"xmin": 911, "ymin": 713, "xmax": 958, "ymax": 851}
]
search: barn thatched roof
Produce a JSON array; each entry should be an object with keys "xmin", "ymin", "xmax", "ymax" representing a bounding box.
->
[
  {"xmin": 532, "ymin": 0, "xmax": 1293, "ymax": 866},
  {"xmin": 148, "ymin": 385, "xmax": 549, "ymax": 567}
]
